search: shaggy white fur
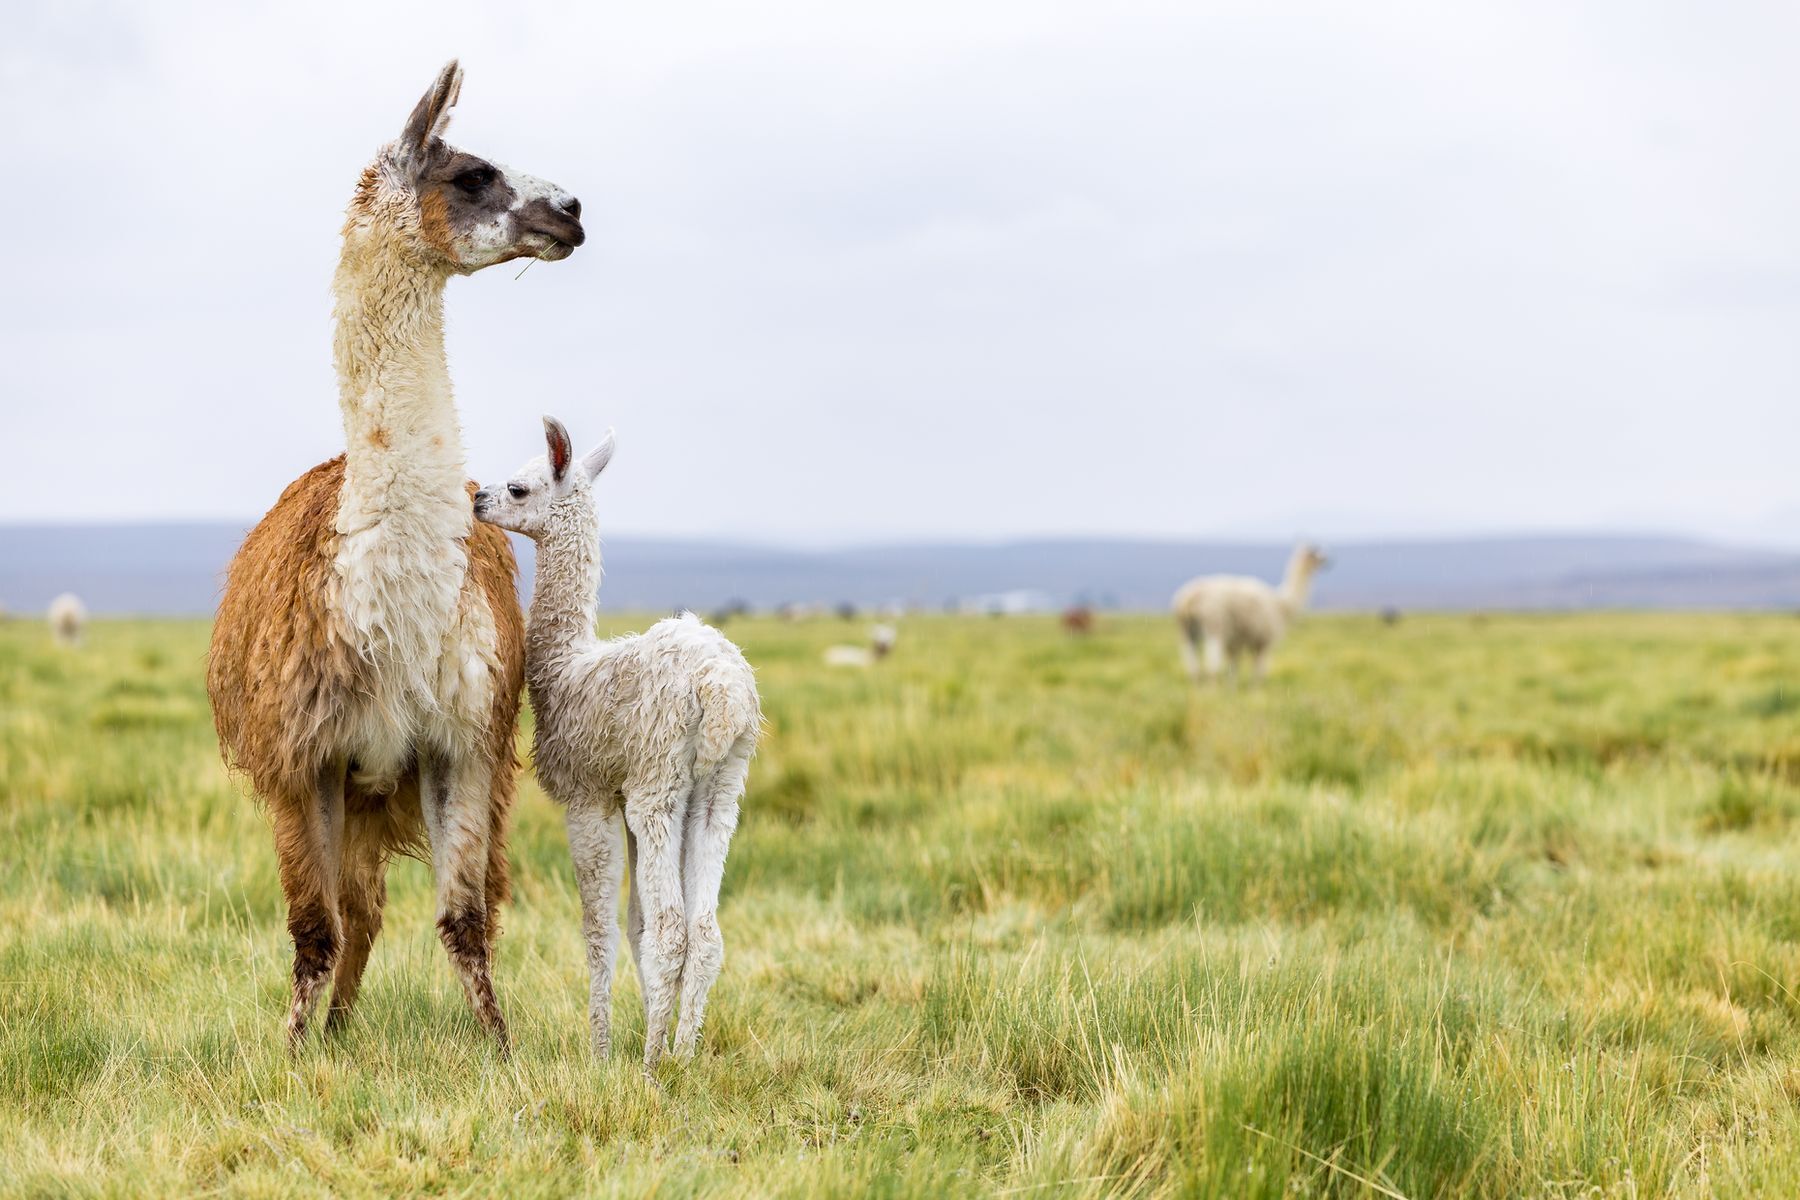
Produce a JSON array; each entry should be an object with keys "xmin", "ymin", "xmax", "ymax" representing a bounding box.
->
[
  {"xmin": 476, "ymin": 418, "xmax": 761, "ymax": 1066},
  {"xmin": 1171, "ymin": 543, "xmax": 1329, "ymax": 683},
  {"xmin": 47, "ymin": 593, "xmax": 86, "ymax": 647}
]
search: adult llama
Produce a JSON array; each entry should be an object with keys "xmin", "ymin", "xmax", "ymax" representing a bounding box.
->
[{"xmin": 207, "ymin": 61, "xmax": 584, "ymax": 1054}]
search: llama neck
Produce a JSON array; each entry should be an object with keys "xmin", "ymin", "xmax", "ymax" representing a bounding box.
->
[
  {"xmin": 526, "ymin": 499, "xmax": 604, "ymax": 694},
  {"xmin": 1278, "ymin": 556, "xmax": 1318, "ymax": 618},
  {"xmin": 331, "ymin": 228, "xmax": 464, "ymax": 527}
]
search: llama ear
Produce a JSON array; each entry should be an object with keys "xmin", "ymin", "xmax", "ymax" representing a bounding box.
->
[
  {"xmin": 543, "ymin": 415, "xmax": 573, "ymax": 482},
  {"xmin": 398, "ymin": 59, "xmax": 462, "ymax": 169},
  {"xmin": 581, "ymin": 429, "xmax": 617, "ymax": 482}
]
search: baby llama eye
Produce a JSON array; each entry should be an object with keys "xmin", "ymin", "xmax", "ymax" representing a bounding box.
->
[{"xmin": 507, "ymin": 484, "xmax": 528, "ymax": 499}]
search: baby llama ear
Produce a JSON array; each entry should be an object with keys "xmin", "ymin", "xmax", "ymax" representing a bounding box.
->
[
  {"xmin": 543, "ymin": 415, "xmax": 574, "ymax": 482},
  {"xmin": 397, "ymin": 59, "xmax": 463, "ymax": 170},
  {"xmin": 582, "ymin": 429, "xmax": 617, "ymax": 482}
]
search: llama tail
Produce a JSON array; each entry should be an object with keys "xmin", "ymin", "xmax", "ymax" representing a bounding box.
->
[{"xmin": 695, "ymin": 661, "xmax": 755, "ymax": 771}]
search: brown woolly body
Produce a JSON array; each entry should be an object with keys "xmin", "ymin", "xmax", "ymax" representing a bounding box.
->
[{"xmin": 208, "ymin": 456, "xmax": 524, "ymax": 1028}]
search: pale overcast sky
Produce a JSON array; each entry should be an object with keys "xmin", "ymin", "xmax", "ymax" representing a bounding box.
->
[{"xmin": 3, "ymin": 1, "xmax": 1796, "ymax": 546}]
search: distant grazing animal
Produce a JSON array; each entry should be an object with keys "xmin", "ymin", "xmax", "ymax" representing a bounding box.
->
[
  {"xmin": 1172, "ymin": 543, "xmax": 1329, "ymax": 683},
  {"xmin": 709, "ymin": 598, "xmax": 753, "ymax": 627},
  {"xmin": 824, "ymin": 624, "xmax": 897, "ymax": 668},
  {"xmin": 1062, "ymin": 605, "xmax": 1095, "ymax": 635},
  {"xmin": 724, "ymin": 598, "xmax": 753, "ymax": 617},
  {"xmin": 48, "ymin": 594, "xmax": 86, "ymax": 647},
  {"xmin": 1380, "ymin": 606, "xmax": 1402, "ymax": 627},
  {"xmin": 205, "ymin": 61, "xmax": 585, "ymax": 1054},
  {"xmin": 475, "ymin": 419, "xmax": 761, "ymax": 1066}
]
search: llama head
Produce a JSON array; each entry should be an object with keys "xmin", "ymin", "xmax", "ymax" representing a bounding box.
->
[
  {"xmin": 474, "ymin": 416, "xmax": 616, "ymax": 539},
  {"xmin": 1293, "ymin": 543, "xmax": 1332, "ymax": 575},
  {"xmin": 354, "ymin": 60, "xmax": 586, "ymax": 274}
]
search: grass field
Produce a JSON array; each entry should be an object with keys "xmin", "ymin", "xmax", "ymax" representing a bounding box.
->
[{"xmin": 3, "ymin": 611, "xmax": 1800, "ymax": 1197}]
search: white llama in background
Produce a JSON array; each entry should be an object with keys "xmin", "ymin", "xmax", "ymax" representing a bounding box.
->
[
  {"xmin": 48, "ymin": 594, "xmax": 86, "ymax": 647},
  {"xmin": 475, "ymin": 418, "xmax": 760, "ymax": 1067},
  {"xmin": 823, "ymin": 624, "xmax": 897, "ymax": 668},
  {"xmin": 1172, "ymin": 543, "xmax": 1329, "ymax": 683}
]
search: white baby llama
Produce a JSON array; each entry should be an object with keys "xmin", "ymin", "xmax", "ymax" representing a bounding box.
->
[
  {"xmin": 823, "ymin": 623, "xmax": 897, "ymax": 668},
  {"xmin": 48, "ymin": 593, "xmax": 86, "ymax": 647},
  {"xmin": 1171, "ymin": 543, "xmax": 1329, "ymax": 683},
  {"xmin": 475, "ymin": 418, "xmax": 760, "ymax": 1067}
]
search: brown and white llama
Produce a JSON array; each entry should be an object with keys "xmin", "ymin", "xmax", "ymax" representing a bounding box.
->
[{"xmin": 206, "ymin": 61, "xmax": 584, "ymax": 1054}]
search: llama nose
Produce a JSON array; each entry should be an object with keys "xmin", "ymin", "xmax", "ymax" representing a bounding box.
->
[
  {"xmin": 473, "ymin": 489, "xmax": 490, "ymax": 504},
  {"xmin": 560, "ymin": 196, "xmax": 581, "ymax": 220}
]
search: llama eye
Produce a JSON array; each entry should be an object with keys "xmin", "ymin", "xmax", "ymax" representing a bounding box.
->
[
  {"xmin": 507, "ymin": 484, "xmax": 528, "ymax": 499},
  {"xmin": 454, "ymin": 169, "xmax": 493, "ymax": 193}
]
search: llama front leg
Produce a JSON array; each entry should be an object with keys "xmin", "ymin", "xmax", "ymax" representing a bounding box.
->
[
  {"xmin": 275, "ymin": 759, "xmax": 347, "ymax": 1050},
  {"xmin": 420, "ymin": 749, "xmax": 511, "ymax": 1055},
  {"xmin": 673, "ymin": 743, "xmax": 750, "ymax": 1058},
  {"xmin": 624, "ymin": 784, "xmax": 688, "ymax": 1069},
  {"xmin": 564, "ymin": 799, "xmax": 625, "ymax": 1056}
]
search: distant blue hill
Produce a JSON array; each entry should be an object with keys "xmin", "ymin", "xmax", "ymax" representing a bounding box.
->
[{"xmin": 1, "ymin": 524, "xmax": 1797, "ymax": 615}]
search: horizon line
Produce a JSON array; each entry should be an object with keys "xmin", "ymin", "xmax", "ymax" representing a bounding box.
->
[{"xmin": 0, "ymin": 521, "xmax": 1795, "ymax": 556}]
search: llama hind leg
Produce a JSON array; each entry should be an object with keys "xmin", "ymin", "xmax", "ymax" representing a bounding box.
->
[
  {"xmin": 420, "ymin": 750, "xmax": 511, "ymax": 1055},
  {"xmin": 1202, "ymin": 634, "xmax": 1227, "ymax": 683},
  {"xmin": 481, "ymin": 755, "xmax": 516, "ymax": 956},
  {"xmin": 325, "ymin": 810, "xmax": 389, "ymax": 1034},
  {"xmin": 275, "ymin": 759, "xmax": 347, "ymax": 1050},
  {"xmin": 565, "ymin": 799, "xmax": 625, "ymax": 1056},
  {"xmin": 624, "ymin": 782, "xmax": 689, "ymax": 1069},
  {"xmin": 673, "ymin": 739, "xmax": 751, "ymax": 1057},
  {"xmin": 624, "ymin": 825, "xmax": 645, "ymax": 1001}
]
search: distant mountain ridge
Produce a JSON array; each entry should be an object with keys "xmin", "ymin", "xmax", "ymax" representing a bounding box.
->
[{"xmin": 1, "ymin": 525, "xmax": 1797, "ymax": 615}]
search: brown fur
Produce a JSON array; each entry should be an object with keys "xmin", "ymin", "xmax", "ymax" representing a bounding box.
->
[
  {"xmin": 207, "ymin": 456, "xmax": 524, "ymax": 1038},
  {"xmin": 417, "ymin": 190, "xmax": 456, "ymax": 258}
]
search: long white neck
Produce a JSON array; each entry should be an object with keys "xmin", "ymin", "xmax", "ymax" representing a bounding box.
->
[
  {"xmin": 331, "ymin": 227, "xmax": 464, "ymax": 529},
  {"xmin": 1277, "ymin": 552, "xmax": 1319, "ymax": 619},
  {"xmin": 526, "ymin": 494, "xmax": 603, "ymax": 698},
  {"xmin": 327, "ymin": 219, "xmax": 479, "ymax": 688}
]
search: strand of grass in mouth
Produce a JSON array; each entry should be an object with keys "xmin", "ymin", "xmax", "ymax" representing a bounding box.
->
[{"xmin": 514, "ymin": 242, "xmax": 556, "ymax": 281}]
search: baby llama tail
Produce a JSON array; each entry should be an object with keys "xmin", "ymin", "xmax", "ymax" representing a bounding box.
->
[{"xmin": 695, "ymin": 659, "xmax": 757, "ymax": 772}]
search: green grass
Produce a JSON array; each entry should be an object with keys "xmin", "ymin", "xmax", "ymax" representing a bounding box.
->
[{"xmin": 3, "ymin": 611, "xmax": 1800, "ymax": 1197}]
